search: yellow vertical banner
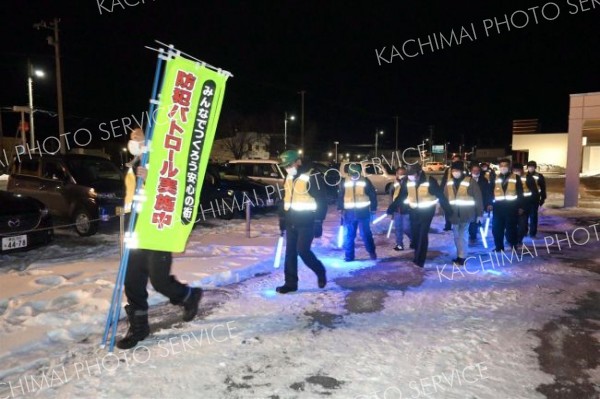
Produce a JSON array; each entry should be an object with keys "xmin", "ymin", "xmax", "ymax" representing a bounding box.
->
[{"xmin": 135, "ymin": 56, "xmax": 228, "ymax": 252}]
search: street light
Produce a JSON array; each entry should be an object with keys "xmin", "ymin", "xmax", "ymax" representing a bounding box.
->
[
  {"xmin": 284, "ymin": 112, "xmax": 295, "ymax": 150},
  {"xmin": 374, "ymin": 130, "xmax": 384, "ymax": 158},
  {"xmin": 334, "ymin": 141, "xmax": 339, "ymax": 162},
  {"xmin": 328, "ymin": 152, "xmax": 333, "ymax": 157},
  {"xmin": 27, "ymin": 60, "xmax": 45, "ymax": 149}
]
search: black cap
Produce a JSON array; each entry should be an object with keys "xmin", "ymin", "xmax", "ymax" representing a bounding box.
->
[
  {"xmin": 527, "ymin": 160, "xmax": 537, "ymax": 167},
  {"xmin": 451, "ymin": 161, "xmax": 464, "ymax": 171}
]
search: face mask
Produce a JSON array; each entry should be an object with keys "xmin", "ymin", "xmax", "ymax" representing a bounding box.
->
[
  {"xmin": 500, "ymin": 167, "xmax": 509, "ymax": 175},
  {"xmin": 452, "ymin": 171, "xmax": 462, "ymax": 179},
  {"xmin": 408, "ymin": 175, "xmax": 416, "ymax": 181},
  {"xmin": 471, "ymin": 173, "xmax": 480, "ymax": 178},
  {"xmin": 127, "ymin": 140, "xmax": 144, "ymax": 156},
  {"xmin": 528, "ymin": 167, "xmax": 535, "ymax": 173},
  {"xmin": 481, "ymin": 167, "xmax": 488, "ymax": 172},
  {"xmin": 397, "ymin": 174, "xmax": 406, "ymax": 180},
  {"xmin": 286, "ymin": 167, "xmax": 297, "ymax": 177}
]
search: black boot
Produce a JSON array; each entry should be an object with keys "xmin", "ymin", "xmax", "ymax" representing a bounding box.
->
[
  {"xmin": 317, "ymin": 269, "xmax": 327, "ymax": 289},
  {"xmin": 276, "ymin": 285, "xmax": 298, "ymax": 294},
  {"xmin": 116, "ymin": 305, "xmax": 150, "ymax": 350},
  {"xmin": 182, "ymin": 287, "xmax": 203, "ymax": 322}
]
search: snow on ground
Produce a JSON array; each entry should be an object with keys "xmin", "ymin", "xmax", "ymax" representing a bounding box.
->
[{"xmin": 1, "ymin": 200, "xmax": 599, "ymax": 398}]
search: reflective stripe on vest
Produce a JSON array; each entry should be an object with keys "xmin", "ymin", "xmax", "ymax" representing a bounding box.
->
[
  {"xmin": 404, "ymin": 181, "xmax": 439, "ymax": 209},
  {"xmin": 284, "ymin": 172, "xmax": 317, "ymax": 211},
  {"xmin": 494, "ymin": 174, "xmax": 518, "ymax": 201},
  {"xmin": 343, "ymin": 179, "xmax": 371, "ymax": 209},
  {"xmin": 392, "ymin": 181, "xmax": 401, "ymax": 202},
  {"xmin": 530, "ymin": 174, "xmax": 540, "ymax": 193},
  {"xmin": 445, "ymin": 177, "xmax": 475, "ymax": 206}
]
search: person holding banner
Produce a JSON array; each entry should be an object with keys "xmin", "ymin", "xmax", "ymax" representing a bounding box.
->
[
  {"xmin": 386, "ymin": 166, "xmax": 412, "ymax": 251},
  {"xmin": 276, "ymin": 150, "xmax": 328, "ymax": 294},
  {"xmin": 443, "ymin": 161, "xmax": 483, "ymax": 265},
  {"xmin": 337, "ymin": 163, "xmax": 378, "ymax": 261},
  {"xmin": 117, "ymin": 128, "xmax": 203, "ymax": 350}
]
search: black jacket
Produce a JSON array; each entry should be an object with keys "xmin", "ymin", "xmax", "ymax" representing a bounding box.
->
[
  {"xmin": 337, "ymin": 177, "xmax": 377, "ymax": 220},
  {"xmin": 526, "ymin": 171, "xmax": 547, "ymax": 204},
  {"xmin": 279, "ymin": 162, "xmax": 328, "ymax": 227},
  {"xmin": 386, "ymin": 177, "xmax": 410, "ymax": 215},
  {"xmin": 471, "ymin": 174, "xmax": 492, "ymax": 209}
]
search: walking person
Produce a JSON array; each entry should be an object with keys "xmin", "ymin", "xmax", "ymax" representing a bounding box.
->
[
  {"xmin": 338, "ymin": 163, "xmax": 378, "ymax": 261},
  {"xmin": 526, "ymin": 161, "xmax": 547, "ymax": 238},
  {"xmin": 468, "ymin": 163, "xmax": 493, "ymax": 243},
  {"xmin": 441, "ymin": 154, "xmax": 463, "ymax": 231},
  {"xmin": 491, "ymin": 159, "xmax": 525, "ymax": 252},
  {"xmin": 404, "ymin": 163, "xmax": 452, "ymax": 268},
  {"xmin": 386, "ymin": 166, "xmax": 412, "ymax": 251},
  {"xmin": 513, "ymin": 163, "xmax": 537, "ymax": 245},
  {"xmin": 443, "ymin": 162, "xmax": 483, "ymax": 265},
  {"xmin": 118, "ymin": 128, "xmax": 202, "ymax": 350},
  {"xmin": 276, "ymin": 150, "xmax": 328, "ymax": 294}
]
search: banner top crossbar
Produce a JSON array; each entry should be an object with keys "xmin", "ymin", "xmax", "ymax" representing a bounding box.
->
[{"xmin": 144, "ymin": 41, "xmax": 234, "ymax": 78}]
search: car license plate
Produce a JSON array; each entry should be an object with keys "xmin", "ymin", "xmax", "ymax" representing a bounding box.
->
[{"xmin": 2, "ymin": 235, "xmax": 28, "ymax": 250}]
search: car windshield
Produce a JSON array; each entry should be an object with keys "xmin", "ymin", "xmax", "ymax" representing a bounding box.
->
[{"xmin": 67, "ymin": 158, "xmax": 123, "ymax": 184}]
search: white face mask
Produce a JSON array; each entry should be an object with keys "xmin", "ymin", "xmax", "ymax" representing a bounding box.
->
[
  {"xmin": 471, "ymin": 173, "xmax": 480, "ymax": 178},
  {"xmin": 286, "ymin": 167, "xmax": 297, "ymax": 177},
  {"xmin": 481, "ymin": 167, "xmax": 488, "ymax": 172},
  {"xmin": 408, "ymin": 175, "xmax": 416, "ymax": 181},
  {"xmin": 452, "ymin": 171, "xmax": 462, "ymax": 179},
  {"xmin": 500, "ymin": 167, "xmax": 509, "ymax": 175},
  {"xmin": 127, "ymin": 140, "xmax": 144, "ymax": 156},
  {"xmin": 528, "ymin": 167, "xmax": 535, "ymax": 173}
]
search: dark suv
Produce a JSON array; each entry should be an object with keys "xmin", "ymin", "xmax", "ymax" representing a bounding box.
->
[{"xmin": 7, "ymin": 154, "xmax": 125, "ymax": 236}]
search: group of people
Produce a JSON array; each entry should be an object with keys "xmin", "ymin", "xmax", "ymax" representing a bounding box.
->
[
  {"xmin": 275, "ymin": 149, "xmax": 549, "ymax": 298},
  {"xmin": 116, "ymin": 144, "xmax": 547, "ymax": 349}
]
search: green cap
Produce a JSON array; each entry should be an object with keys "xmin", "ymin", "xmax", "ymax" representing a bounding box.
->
[{"xmin": 279, "ymin": 150, "xmax": 300, "ymax": 167}]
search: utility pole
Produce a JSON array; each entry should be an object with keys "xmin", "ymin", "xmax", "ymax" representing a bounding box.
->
[
  {"xmin": 34, "ymin": 18, "xmax": 66, "ymax": 153},
  {"xmin": 298, "ymin": 90, "xmax": 305, "ymax": 150}
]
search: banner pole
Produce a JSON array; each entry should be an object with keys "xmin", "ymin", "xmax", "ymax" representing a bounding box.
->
[{"xmin": 101, "ymin": 49, "xmax": 167, "ymax": 351}]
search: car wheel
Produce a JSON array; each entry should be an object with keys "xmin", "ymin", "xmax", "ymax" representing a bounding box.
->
[
  {"xmin": 218, "ymin": 198, "xmax": 235, "ymax": 220},
  {"xmin": 385, "ymin": 183, "xmax": 394, "ymax": 195},
  {"xmin": 74, "ymin": 208, "xmax": 98, "ymax": 236}
]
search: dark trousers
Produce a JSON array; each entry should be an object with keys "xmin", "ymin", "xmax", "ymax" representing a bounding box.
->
[
  {"xmin": 517, "ymin": 205, "xmax": 530, "ymax": 244},
  {"xmin": 492, "ymin": 203, "xmax": 518, "ymax": 250},
  {"xmin": 343, "ymin": 217, "xmax": 376, "ymax": 259},
  {"xmin": 284, "ymin": 225, "xmax": 326, "ymax": 288},
  {"xmin": 125, "ymin": 249, "xmax": 189, "ymax": 311},
  {"xmin": 468, "ymin": 219, "xmax": 480, "ymax": 239},
  {"xmin": 528, "ymin": 201, "xmax": 539, "ymax": 236},
  {"xmin": 410, "ymin": 207, "xmax": 436, "ymax": 267}
]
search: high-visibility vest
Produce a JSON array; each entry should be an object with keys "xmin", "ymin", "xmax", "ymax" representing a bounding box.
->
[
  {"xmin": 404, "ymin": 180, "xmax": 439, "ymax": 209},
  {"xmin": 444, "ymin": 176, "xmax": 475, "ymax": 206},
  {"xmin": 392, "ymin": 181, "xmax": 401, "ymax": 201},
  {"xmin": 528, "ymin": 173, "xmax": 541, "ymax": 194},
  {"xmin": 522, "ymin": 175, "xmax": 533, "ymax": 197},
  {"xmin": 343, "ymin": 178, "xmax": 371, "ymax": 209},
  {"xmin": 284, "ymin": 170, "xmax": 317, "ymax": 211},
  {"xmin": 494, "ymin": 174, "xmax": 518, "ymax": 202},
  {"xmin": 124, "ymin": 168, "xmax": 147, "ymax": 214}
]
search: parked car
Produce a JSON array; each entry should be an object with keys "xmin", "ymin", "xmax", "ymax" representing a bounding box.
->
[
  {"xmin": 0, "ymin": 190, "xmax": 53, "ymax": 253},
  {"xmin": 223, "ymin": 159, "xmax": 285, "ymax": 187},
  {"xmin": 7, "ymin": 154, "xmax": 125, "ymax": 237},
  {"xmin": 425, "ymin": 161, "xmax": 445, "ymax": 172},
  {"xmin": 339, "ymin": 161, "xmax": 396, "ymax": 194}
]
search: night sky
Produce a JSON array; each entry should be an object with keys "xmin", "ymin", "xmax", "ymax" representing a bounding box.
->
[{"xmin": 1, "ymin": 0, "xmax": 599, "ymax": 154}]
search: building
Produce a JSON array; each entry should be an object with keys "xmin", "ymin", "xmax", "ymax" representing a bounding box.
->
[
  {"xmin": 211, "ymin": 132, "xmax": 271, "ymax": 163},
  {"xmin": 511, "ymin": 133, "xmax": 569, "ymax": 168}
]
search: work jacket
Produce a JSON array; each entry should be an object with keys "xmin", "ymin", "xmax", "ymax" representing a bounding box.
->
[
  {"xmin": 444, "ymin": 175, "xmax": 483, "ymax": 224},
  {"xmin": 337, "ymin": 177, "xmax": 377, "ymax": 220},
  {"xmin": 281, "ymin": 163, "xmax": 328, "ymax": 227}
]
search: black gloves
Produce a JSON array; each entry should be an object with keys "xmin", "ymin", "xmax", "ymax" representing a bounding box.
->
[{"xmin": 314, "ymin": 220, "xmax": 323, "ymax": 238}]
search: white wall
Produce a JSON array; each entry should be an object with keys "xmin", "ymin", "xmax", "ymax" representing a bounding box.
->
[
  {"xmin": 582, "ymin": 145, "xmax": 600, "ymax": 173},
  {"xmin": 512, "ymin": 133, "xmax": 568, "ymax": 167}
]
